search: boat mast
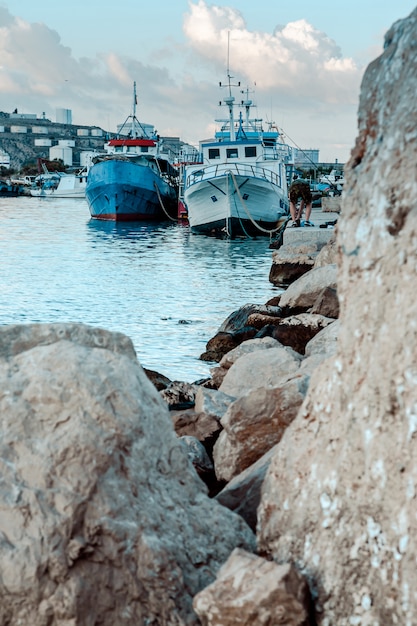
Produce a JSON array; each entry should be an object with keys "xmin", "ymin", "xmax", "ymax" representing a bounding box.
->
[
  {"xmin": 131, "ymin": 81, "xmax": 139, "ymax": 138},
  {"xmin": 219, "ymin": 32, "xmax": 240, "ymax": 142}
]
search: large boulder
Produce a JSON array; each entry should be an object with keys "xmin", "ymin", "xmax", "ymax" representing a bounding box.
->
[
  {"xmin": 219, "ymin": 344, "xmax": 302, "ymax": 397},
  {"xmin": 213, "ymin": 376, "xmax": 309, "ymax": 482},
  {"xmin": 278, "ymin": 264, "xmax": 337, "ymax": 311},
  {"xmin": 193, "ymin": 548, "xmax": 314, "ymax": 625},
  {"xmin": 269, "ymin": 240, "xmax": 328, "ymax": 287},
  {"xmin": 0, "ymin": 323, "xmax": 255, "ymax": 625},
  {"xmin": 258, "ymin": 9, "xmax": 417, "ymax": 623}
]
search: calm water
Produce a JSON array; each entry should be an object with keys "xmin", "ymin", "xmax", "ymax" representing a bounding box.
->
[{"xmin": 0, "ymin": 196, "xmax": 281, "ymax": 382}]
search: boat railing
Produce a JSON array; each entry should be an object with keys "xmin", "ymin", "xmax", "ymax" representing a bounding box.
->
[{"xmin": 186, "ymin": 162, "xmax": 284, "ymax": 189}]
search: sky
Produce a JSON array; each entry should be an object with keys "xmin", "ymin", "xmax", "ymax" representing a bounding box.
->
[{"xmin": 0, "ymin": 1, "xmax": 416, "ymax": 163}]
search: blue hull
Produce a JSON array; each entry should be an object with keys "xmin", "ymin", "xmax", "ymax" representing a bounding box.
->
[{"xmin": 86, "ymin": 159, "xmax": 178, "ymax": 221}]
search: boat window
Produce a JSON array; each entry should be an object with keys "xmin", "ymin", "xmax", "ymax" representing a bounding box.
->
[
  {"xmin": 226, "ymin": 148, "xmax": 238, "ymax": 158},
  {"xmin": 245, "ymin": 146, "xmax": 257, "ymax": 157},
  {"xmin": 141, "ymin": 147, "xmax": 149, "ymax": 153},
  {"xmin": 208, "ymin": 148, "xmax": 220, "ymax": 159}
]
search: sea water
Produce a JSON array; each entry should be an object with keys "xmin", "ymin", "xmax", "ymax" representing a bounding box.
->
[{"xmin": 0, "ymin": 196, "xmax": 282, "ymax": 382}]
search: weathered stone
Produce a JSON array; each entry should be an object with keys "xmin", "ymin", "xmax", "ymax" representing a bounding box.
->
[
  {"xmin": 0, "ymin": 323, "xmax": 255, "ymax": 625},
  {"xmin": 171, "ymin": 408, "xmax": 222, "ymax": 450},
  {"xmin": 309, "ymin": 286, "xmax": 339, "ymax": 318},
  {"xmin": 201, "ymin": 305, "xmax": 286, "ymax": 363},
  {"xmin": 303, "ymin": 320, "xmax": 339, "ymax": 359},
  {"xmin": 219, "ymin": 344, "xmax": 302, "ymax": 397},
  {"xmin": 269, "ymin": 240, "xmax": 328, "ymax": 288},
  {"xmin": 200, "ymin": 329, "xmax": 256, "ymax": 362},
  {"xmin": 258, "ymin": 10, "xmax": 417, "ymax": 624},
  {"xmin": 159, "ymin": 380, "xmax": 197, "ymax": 409},
  {"xmin": 214, "ymin": 376, "xmax": 309, "ymax": 482},
  {"xmin": 179, "ymin": 435, "xmax": 214, "ymax": 474},
  {"xmin": 194, "ymin": 386, "xmax": 235, "ymax": 421},
  {"xmin": 210, "ymin": 337, "xmax": 281, "ymax": 389},
  {"xmin": 313, "ymin": 233, "xmax": 338, "ymax": 268},
  {"xmin": 216, "ymin": 446, "xmax": 277, "ymax": 532},
  {"xmin": 272, "ymin": 313, "xmax": 334, "ymax": 355},
  {"xmin": 278, "ymin": 264, "xmax": 337, "ymax": 310},
  {"xmin": 144, "ymin": 367, "xmax": 172, "ymax": 391},
  {"xmin": 218, "ymin": 303, "xmax": 284, "ymax": 332},
  {"xmin": 193, "ymin": 548, "xmax": 314, "ymax": 625},
  {"xmin": 246, "ymin": 312, "xmax": 284, "ymax": 328}
]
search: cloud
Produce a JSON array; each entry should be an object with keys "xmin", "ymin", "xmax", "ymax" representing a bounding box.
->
[
  {"xmin": 183, "ymin": 1, "xmax": 361, "ymax": 104},
  {"xmin": 0, "ymin": 1, "xmax": 368, "ymax": 161}
]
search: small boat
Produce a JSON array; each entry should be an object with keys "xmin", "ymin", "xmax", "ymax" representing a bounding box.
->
[
  {"xmin": 183, "ymin": 74, "xmax": 291, "ymax": 238},
  {"xmin": 85, "ymin": 82, "xmax": 178, "ymax": 221},
  {"xmin": 317, "ymin": 169, "xmax": 344, "ymax": 195},
  {"xmin": 0, "ymin": 180, "xmax": 26, "ymax": 197},
  {"xmin": 30, "ymin": 169, "xmax": 88, "ymax": 198}
]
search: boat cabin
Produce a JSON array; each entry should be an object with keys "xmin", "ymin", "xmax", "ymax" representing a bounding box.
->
[
  {"xmin": 105, "ymin": 138, "xmax": 158, "ymax": 157},
  {"xmin": 200, "ymin": 136, "xmax": 291, "ymax": 166}
]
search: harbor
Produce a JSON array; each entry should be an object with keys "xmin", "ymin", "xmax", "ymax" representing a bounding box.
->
[{"xmin": 0, "ymin": 195, "xmax": 284, "ymax": 382}]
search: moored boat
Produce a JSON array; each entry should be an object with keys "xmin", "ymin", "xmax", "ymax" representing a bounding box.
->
[
  {"xmin": 30, "ymin": 169, "xmax": 88, "ymax": 198},
  {"xmin": 85, "ymin": 83, "xmax": 178, "ymax": 221},
  {"xmin": 183, "ymin": 75, "xmax": 292, "ymax": 238},
  {"xmin": 0, "ymin": 180, "xmax": 26, "ymax": 197}
]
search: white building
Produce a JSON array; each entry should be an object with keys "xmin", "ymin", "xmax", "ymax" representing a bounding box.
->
[
  {"xmin": 56, "ymin": 108, "xmax": 72, "ymax": 125},
  {"xmin": 0, "ymin": 148, "xmax": 10, "ymax": 168}
]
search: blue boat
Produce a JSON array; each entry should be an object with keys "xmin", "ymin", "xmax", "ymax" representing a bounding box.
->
[{"xmin": 86, "ymin": 83, "xmax": 178, "ymax": 221}]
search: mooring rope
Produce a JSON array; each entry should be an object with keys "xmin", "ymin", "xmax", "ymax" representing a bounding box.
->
[
  {"xmin": 153, "ymin": 181, "xmax": 177, "ymax": 222},
  {"xmin": 229, "ymin": 170, "xmax": 289, "ymax": 236}
]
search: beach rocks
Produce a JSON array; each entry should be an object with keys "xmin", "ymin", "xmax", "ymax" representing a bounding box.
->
[
  {"xmin": 200, "ymin": 304, "xmax": 283, "ymax": 362},
  {"xmin": 0, "ymin": 323, "xmax": 255, "ymax": 625},
  {"xmin": 213, "ymin": 375, "xmax": 309, "ymax": 482},
  {"xmin": 257, "ymin": 8, "xmax": 417, "ymax": 624},
  {"xmin": 269, "ymin": 239, "xmax": 329, "ymax": 287},
  {"xmin": 193, "ymin": 548, "xmax": 314, "ymax": 625}
]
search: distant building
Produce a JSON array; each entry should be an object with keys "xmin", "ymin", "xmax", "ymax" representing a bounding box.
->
[
  {"xmin": 10, "ymin": 112, "xmax": 37, "ymax": 120},
  {"xmin": 56, "ymin": 108, "xmax": 72, "ymax": 125},
  {"xmin": 294, "ymin": 148, "xmax": 319, "ymax": 166},
  {"xmin": 0, "ymin": 148, "xmax": 10, "ymax": 168}
]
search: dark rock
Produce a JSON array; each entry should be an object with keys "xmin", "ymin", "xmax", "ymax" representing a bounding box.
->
[
  {"xmin": 272, "ymin": 313, "xmax": 333, "ymax": 355},
  {"xmin": 144, "ymin": 367, "xmax": 172, "ymax": 391},
  {"xmin": 159, "ymin": 381, "xmax": 197, "ymax": 409}
]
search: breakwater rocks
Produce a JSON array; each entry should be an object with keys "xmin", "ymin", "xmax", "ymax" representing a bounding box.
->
[{"xmin": 1, "ymin": 8, "xmax": 417, "ymax": 624}]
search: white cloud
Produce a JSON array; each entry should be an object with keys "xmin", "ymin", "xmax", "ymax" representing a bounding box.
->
[
  {"xmin": 0, "ymin": 1, "xmax": 368, "ymax": 161},
  {"xmin": 183, "ymin": 2, "xmax": 362, "ymax": 104}
]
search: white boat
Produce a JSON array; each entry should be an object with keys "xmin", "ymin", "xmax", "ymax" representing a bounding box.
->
[
  {"xmin": 183, "ymin": 76, "xmax": 292, "ymax": 238},
  {"xmin": 30, "ymin": 168, "xmax": 88, "ymax": 198},
  {"xmin": 317, "ymin": 168, "xmax": 344, "ymax": 195}
]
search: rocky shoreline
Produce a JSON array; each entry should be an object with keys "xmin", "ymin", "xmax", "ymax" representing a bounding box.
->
[
  {"xmin": 1, "ymin": 8, "xmax": 417, "ymax": 624},
  {"xmin": 153, "ymin": 229, "xmax": 339, "ymax": 509}
]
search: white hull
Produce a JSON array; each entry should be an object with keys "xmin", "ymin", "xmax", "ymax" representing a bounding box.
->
[
  {"xmin": 184, "ymin": 168, "xmax": 288, "ymax": 237},
  {"xmin": 30, "ymin": 174, "xmax": 87, "ymax": 198}
]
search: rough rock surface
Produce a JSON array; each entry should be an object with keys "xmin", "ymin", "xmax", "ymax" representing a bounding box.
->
[
  {"xmin": 313, "ymin": 234, "xmax": 338, "ymax": 268},
  {"xmin": 271, "ymin": 313, "xmax": 334, "ymax": 354},
  {"xmin": 269, "ymin": 240, "xmax": 328, "ymax": 287},
  {"xmin": 214, "ymin": 376, "xmax": 309, "ymax": 482},
  {"xmin": 193, "ymin": 548, "xmax": 314, "ymax": 625},
  {"xmin": 210, "ymin": 337, "xmax": 281, "ymax": 388},
  {"xmin": 258, "ymin": 10, "xmax": 417, "ymax": 624},
  {"xmin": 0, "ymin": 323, "xmax": 255, "ymax": 625},
  {"xmin": 219, "ymin": 344, "xmax": 302, "ymax": 397},
  {"xmin": 278, "ymin": 264, "xmax": 337, "ymax": 310},
  {"xmin": 216, "ymin": 446, "xmax": 277, "ymax": 532}
]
